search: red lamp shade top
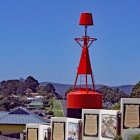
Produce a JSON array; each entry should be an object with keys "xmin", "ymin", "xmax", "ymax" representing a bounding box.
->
[{"xmin": 79, "ymin": 13, "xmax": 94, "ymax": 26}]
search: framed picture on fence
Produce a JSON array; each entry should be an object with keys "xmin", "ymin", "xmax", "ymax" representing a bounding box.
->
[
  {"xmin": 83, "ymin": 114, "xmax": 99, "ymax": 137},
  {"xmin": 52, "ymin": 122, "xmax": 65, "ymax": 140}
]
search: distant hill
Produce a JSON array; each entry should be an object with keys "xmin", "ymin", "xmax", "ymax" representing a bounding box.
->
[
  {"xmin": 111, "ymin": 85, "xmax": 133, "ymax": 95},
  {"xmin": 40, "ymin": 82, "xmax": 133, "ymax": 98}
]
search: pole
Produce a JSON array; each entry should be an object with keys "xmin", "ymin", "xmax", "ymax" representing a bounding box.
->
[
  {"xmin": 73, "ymin": 73, "xmax": 78, "ymax": 91},
  {"xmin": 78, "ymin": 120, "xmax": 82, "ymax": 140}
]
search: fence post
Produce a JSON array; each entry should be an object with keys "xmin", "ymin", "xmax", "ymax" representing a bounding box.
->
[
  {"xmin": 48, "ymin": 127, "xmax": 51, "ymax": 140},
  {"xmin": 117, "ymin": 111, "xmax": 121, "ymax": 136},
  {"xmin": 78, "ymin": 120, "xmax": 82, "ymax": 140},
  {"xmin": 23, "ymin": 130, "xmax": 26, "ymax": 140}
]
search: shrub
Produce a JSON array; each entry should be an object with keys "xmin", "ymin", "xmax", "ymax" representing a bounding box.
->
[
  {"xmin": 123, "ymin": 128, "xmax": 140, "ymax": 140},
  {"xmin": 131, "ymin": 133, "xmax": 140, "ymax": 140},
  {"xmin": 48, "ymin": 110, "xmax": 54, "ymax": 115},
  {"xmin": 39, "ymin": 106, "xmax": 45, "ymax": 110},
  {"xmin": 113, "ymin": 135, "xmax": 122, "ymax": 140}
]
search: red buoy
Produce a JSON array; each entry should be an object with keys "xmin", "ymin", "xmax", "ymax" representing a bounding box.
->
[{"xmin": 67, "ymin": 13, "xmax": 102, "ymax": 119}]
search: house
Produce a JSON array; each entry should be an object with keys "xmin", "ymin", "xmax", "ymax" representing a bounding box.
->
[
  {"xmin": 27, "ymin": 101, "xmax": 43, "ymax": 109},
  {"xmin": 0, "ymin": 107, "xmax": 49, "ymax": 139},
  {"xmin": 26, "ymin": 92, "xmax": 39, "ymax": 97},
  {"xmin": 34, "ymin": 95, "xmax": 43, "ymax": 100},
  {"xmin": 26, "ymin": 94, "xmax": 43, "ymax": 102}
]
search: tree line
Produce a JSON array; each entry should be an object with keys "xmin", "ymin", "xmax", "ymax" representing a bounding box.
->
[{"xmin": 0, "ymin": 76, "xmax": 62, "ymax": 111}]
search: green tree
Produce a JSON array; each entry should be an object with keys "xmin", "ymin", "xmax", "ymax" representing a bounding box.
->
[
  {"xmin": 130, "ymin": 81, "xmax": 140, "ymax": 98},
  {"xmin": 46, "ymin": 93, "xmax": 53, "ymax": 99},
  {"xmin": 44, "ymin": 84, "xmax": 55, "ymax": 93},
  {"xmin": 54, "ymin": 92, "xmax": 63, "ymax": 99},
  {"xmin": 4, "ymin": 100, "xmax": 11, "ymax": 111},
  {"xmin": 25, "ymin": 76, "xmax": 39, "ymax": 92},
  {"xmin": 36, "ymin": 86, "xmax": 47, "ymax": 95},
  {"xmin": 97, "ymin": 86, "xmax": 113, "ymax": 102},
  {"xmin": 43, "ymin": 97, "xmax": 49, "ymax": 106},
  {"xmin": 111, "ymin": 102, "xmax": 120, "ymax": 110},
  {"xmin": 48, "ymin": 99, "xmax": 54, "ymax": 109},
  {"xmin": 0, "ymin": 80, "xmax": 25, "ymax": 95},
  {"xmin": 65, "ymin": 87, "xmax": 73, "ymax": 97},
  {"xmin": 97, "ymin": 86, "xmax": 128, "ymax": 103},
  {"xmin": 24, "ymin": 88, "xmax": 33, "ymax": 97}
]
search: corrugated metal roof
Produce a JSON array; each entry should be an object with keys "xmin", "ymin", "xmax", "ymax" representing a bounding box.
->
[
  {"xmin": 0, "ymin": 111, "xmax": 8, "ymax": 118},
  {"xmin": 29, "ymin": 101, "xmax": 43, "ymax": 106},
  {"xmin": 0, "ymin": 107, "xmax": 47, "ymax": 124}
]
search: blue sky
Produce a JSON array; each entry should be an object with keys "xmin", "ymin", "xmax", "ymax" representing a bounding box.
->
[{"xmin": 0, "ymin": 0, "xmax": 140, "ymax": 86}]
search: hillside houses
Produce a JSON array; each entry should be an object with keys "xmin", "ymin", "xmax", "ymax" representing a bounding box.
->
[{"xmin": 27, "ymin": 101, "xmax": 43, "ymax": 109}]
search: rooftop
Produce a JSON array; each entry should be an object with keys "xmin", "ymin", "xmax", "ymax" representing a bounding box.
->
[
  {"xmin": 0, "ymin": 107, "xmax": 49, "ymax": 124},
  {"xmin": 29, "ymin": 101, "xmax": 43, "ymax": 106}
]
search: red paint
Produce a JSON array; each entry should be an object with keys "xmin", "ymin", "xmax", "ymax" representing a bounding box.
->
[
  {"xmin": 67, "ymin": 91, "xmax": 102, "ymax": 109},
  {"xmin": 77, "ymin": 47, "xmax": 92, "ymax": 74},
  {"xmin": 79, "ymin": 13, "xmax": 94, "ymax": 26},
  {"xmin": 67, "ymin": 13, "xmax": 102, "ymax": 116},
  {"xmin": 73, "ymin": 13, "xmax": 97, "ymax": 91}
]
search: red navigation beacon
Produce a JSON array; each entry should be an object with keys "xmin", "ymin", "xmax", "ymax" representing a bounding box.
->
[{"xmin": 67, "ymin": 13, "xmax": 102, "ymax": 118}]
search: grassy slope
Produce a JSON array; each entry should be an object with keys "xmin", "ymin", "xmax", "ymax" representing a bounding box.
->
[{"xmin": 52, "ymin": 98, "xmax": 64, "ymax": 117}]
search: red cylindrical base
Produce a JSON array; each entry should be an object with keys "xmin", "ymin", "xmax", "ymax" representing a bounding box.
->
[
  {"xmin": 67, "ymin": 91, "xmax": 102, "ymax": 109},
  {"xmin": 67, "ymin": 91, "xmax": 102, "ymax": 118}
]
